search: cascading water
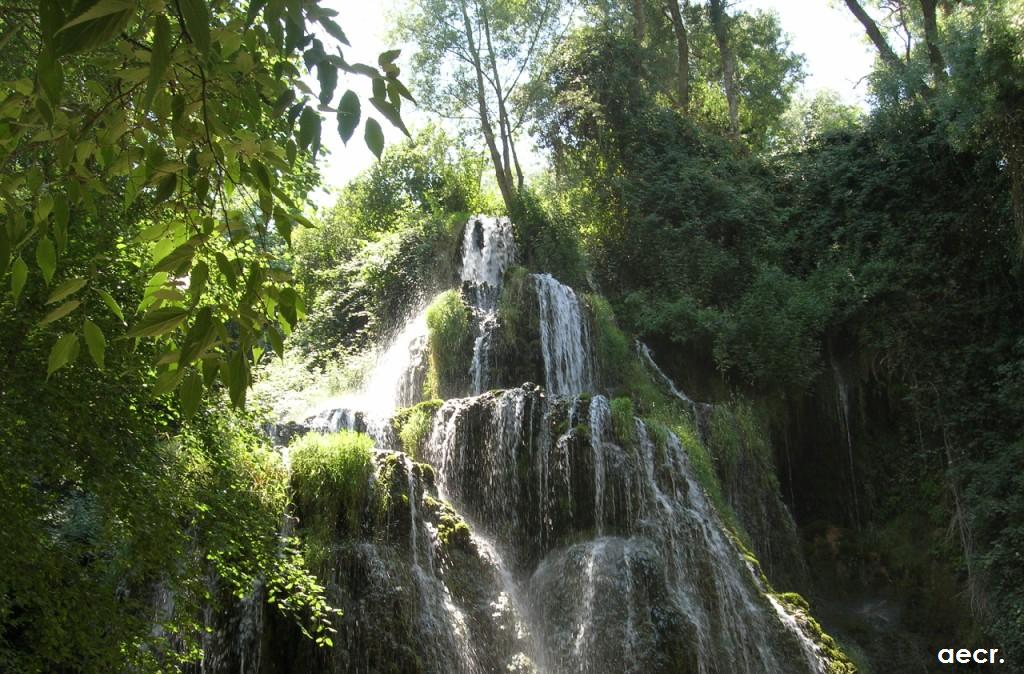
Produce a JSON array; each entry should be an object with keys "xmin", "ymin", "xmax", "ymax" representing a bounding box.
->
[
  {"xmin": 421, "ymin": 387, "xmax": 831, "ymax": 673},
  {"xmin": 304, "ymin": 303, "xmax": 430, "ymax": 444},
  {"xmin": 217, "ymin": 216, "xmax": 846, "ymax": 673},
  {"xmin": 460, "ymin": 216, "xmax": 516, "ymax": 394},
  {"xmin": 535, "ymin": 274, "xmax": 593, "ymax": 396}
]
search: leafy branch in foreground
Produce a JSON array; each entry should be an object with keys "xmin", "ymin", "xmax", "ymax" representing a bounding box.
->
[{"xmin": 0, "ymin": 0, "xmax": 413, "ymax": 408}]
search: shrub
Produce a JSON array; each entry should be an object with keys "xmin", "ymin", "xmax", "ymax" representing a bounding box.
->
[
  {"xmin": 395, "ymin": 400, "xmax": 443, "ymax": 458},
  {"xmin": 424, "ymin": 290, "xmax": 473, "ymax": 398},
  {"xmin": 290, "ymin": 431, "xmax": 375, "ymax": 537},
  {"xmin": 588, "ymin": 294, "xmax": 630, "ymax": 385}
]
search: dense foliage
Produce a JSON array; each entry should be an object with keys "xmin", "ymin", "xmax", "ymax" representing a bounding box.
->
[
  {"xmin": 0, "ymin": 0, "xmax": 407, "ymax": 669},
  {"xmin": 289, "ymin": 126, "xmax": 487, "ymax": 363},
  {"xmin": 532, "ymin": 0, "xmax": 1024, "ymax": 665}
]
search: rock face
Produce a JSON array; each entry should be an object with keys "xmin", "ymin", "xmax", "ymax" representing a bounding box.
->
[
  {"xmin": 422, "ymin": 387, "xmax": 828, "ymax": 674},
  {"xmin": 205, "ymin": 216, "xmax": 851, "ymax": 673}
]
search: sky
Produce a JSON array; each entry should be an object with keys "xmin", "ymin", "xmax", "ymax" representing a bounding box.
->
[{"xmin": 310, "ymin": 0, "xmax": 878, "ymax": 203}]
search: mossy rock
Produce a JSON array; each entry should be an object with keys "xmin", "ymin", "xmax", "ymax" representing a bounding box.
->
[
  {"xmin": 492, "ymin": 266, "xmax": 545, "ymax": 388},
  {"xmin": 289, "ymin": 430, "xmax": 375, "ymax": 539},
  {"xmin": 423, "ymin": 494, "xmax": 475, "ymax": 554},
  {"xmin": 424, "ymin": 290, "xmax": 474, "ymax": 398},
  {"xmin": 391, "ymin": 399, "xmax": 443, "ymax": 458}
]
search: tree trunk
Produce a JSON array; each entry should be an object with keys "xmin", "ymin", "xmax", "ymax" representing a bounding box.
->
[
  {"xmin": 919, "ymin": 0, "xmax": 947, "ymax": 84},
  {"xmin": 632, "ymin": 0, "xmax": 646, "ymax": 41},
  {"xmin": 480, "ymin": 2, "xmax": 519, "ymax": 194},
  {"xmin": 843, "ymin": 0, "xmax": 903, "ymax": 70},
  {"xmin": 708, "ymin": 0, "xmax": 738, "ymax": 137},
  {"xmin": 666, "ymin": 0, "xmax": 690, "ymax": 113},
  {"xmin": 457, "ymin": 0, "xmax": 515, "ymax": 213}
]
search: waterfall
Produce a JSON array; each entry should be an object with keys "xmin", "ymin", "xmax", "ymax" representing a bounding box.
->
[
  {"xmin": 461, "ymin": 216, "xmax": 516, "ymax": 394},
  {"xmin": 419, "ymin": 387, "xmax": 830, "ymax": 674},
  {"xmin": 237, "ymin": 214, "xmax": 846, "ymax": 673},
  {"xmin": 461, "ymin": 215, "xmax": 516, "ymax": 289},
  {"xmin": 303, "ymin": 304, "xmax": 430, "ymax": 445},
  {"xmin": 535, "ymin": 273, "xmax": 593, "ymax": 397}
]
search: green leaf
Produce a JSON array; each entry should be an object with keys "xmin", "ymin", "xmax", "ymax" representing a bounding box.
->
[
  {"xmin": 36, "ymin": 237, "xmax": 57, "ymax": 285},
  {"xmin": 179, "ymin": 306, "xmax": 218, "ymax": 364},
  {"xmin": 267, "ymin": 323, "xmax": 284, "ymax": 358},
  {"xmin": 215, "ymin": 252, "xmax": 238, "ymax": 287},
  {"xmin": 11, "ymin": 256, "xmax": 27, "ymax": 301},
  {"xmin": 298, "ymin": 107, "xmax": 322, "ymax": 158},
  {"xmin": 152, "ymin": 368, "xmax": 184, "ymax": 396},
  {"xmin": 378, "ymin": 49, "xmax": 401, "ymax": 66},
  {"xmin": 180, "ymin": 369, "xmax": 203, "ymax": 418},
  {"xmin": 364, "ymin": 117, "xmax": 384, "ymax": 159},
  {"xmin": 0, "ymin": 231, "xmax": 9, "ymax": 277},
  {"xmin": 317, "ymin": 62, "xmax": 337, "ymax": 106},
  {"xmin": 337, "ymin": 90, "xmax": 360, "ymax": 144},
  {"xmin": 144, "ymin": 14, "xmax": 172, "ymax": 112},
  {"xmin": 153, "ymin": 173, "xmax": 177, "ymax": 204},
  {"xmin": 152, "ymin": 238, "xmax": 198, "ymax": 274},
  {"xmin": 39, "ymin": 300, "xmax": 80, "ymax": 325},
  {"xmin": 344, "ymin": 62, "xmax": 380, "ymax": 78},
  {"xmin": 83, "ymin": 319, "xmax": 106, "ymax": 369},
  {"xmin": 46, "ymin": 277, "xmax": 87, "ymax": 304},
  {"xmin": 202, "ymin": 356, "xmax": 220, "ymax": 388},
  {"xmin": 178, "ymin": 0, "xmax": 211, "ymax": 56},
  {"xmin": 127, "ymin": 307, "xmax": 188, "ymax": 338},
  {"xmin": 387, "ymin": 77, "xmax": 416, "ymax": 105},
  {"xmin": 56, "ymin": 0, "xmax": 132, "ymax": 33},
  {"xmin": 95, "ymin": 288, "xmax": 125, "ymax": 323},
  {"xmin": 245, "ymin": 0, "xmax": 267, "ymax": 26},
  {"xmin": 55, "ymin": 0, "xmax": 134, "ymax": 55},
  {"xmin": 227, "ymin": 348, "xmax": 249, "ymax": 408},
  {"xmin": 319, "ymin": 17, "xmax": 349, "ymax": 46},
  {"xmin": 37, "ymin": 47, "xmax": 63, "ymax": 106},
  {"xmin": 52, "ymin": 193, "xmax": 69, "ymax": 252},
  {"xmin": 274, "ymin": 211, "xmax": 293, "ymax": 246},
  {"xmin": 370, "ymin": 96, "xmax": 409, "ymax": 136},
  {"xmin": 251, "ymin": 160, "xmax": 273, "ymax": 191},
  {"xmin": 190, "ymin": 260, "xmax": 209, "ymax": 304},
  {"xmin": 47, "ymin": 333, "xmax": 79, "ymax": 376}
]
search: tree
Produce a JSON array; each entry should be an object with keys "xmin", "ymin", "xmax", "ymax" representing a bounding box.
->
[
  {"xmin": 397, "ymin": 0, "xmax": 572, "ymax": 214},
  {"xmin": 0, "ymin": 0, "xmax": 411, "ymax": 667},
  {"xmin": 575, "ymin": 0, "xmax": 803, "ymax": 149},
  {"xmin": 665, "ymin": 0, "xmax": 691, "ymax": 112},
  {"xmin": 708, "ymin": 0, "xmax": 740, "ymax": 137}
]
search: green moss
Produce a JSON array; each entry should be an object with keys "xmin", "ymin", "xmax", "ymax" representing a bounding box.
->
[
  {"xmin": 776, "ymin": 591, "xmax": 811, "ymax": 613},
  {"xmin": 583, "ymin": 293, "xmax": 669, "ymax": 411},
  {"xmin": 498, "ymin": 266, "xmax": 531, "ymax": 344},
  {"xmin": 423, "ymin": 495, "xmax": 473, "ymax": 552},
  {"xmin": 493, "ymin": 265, "xmax": 544, "ymax": 386},
  {"xmin": 587, "ymin": 294, "xmax": 632, "ymax": 384},
  {"xmin": 610, "ymin": 397, "xmax": 636, "ymax": 448},
  {"xmin": 772, "ymin": 592, "xmax": 859, "ymax": 674},
  {"xmin": 553, "ymin": 417, "xmax": 569, "ymax": 437},
  {"xmin": 290, "ymin": 430, "xmax": 375, "ymax": 537},
  {"xmin": 424, "ymin": 290, "xmax": 473, "ymax": 398},
  {"xmin": 706, "ymin": 400, "xmax": 776, "ymax": 490},
  {"xmin": 645, "ymin": 418, "xmax": 670, "ymax": 465},
  {"xmin": 373, "ymin": 450, "xmax": 405, "ymax": 525},
  {"xmin": 393, "ymin": 399, "xmax": 442, "ymax": 458}
]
